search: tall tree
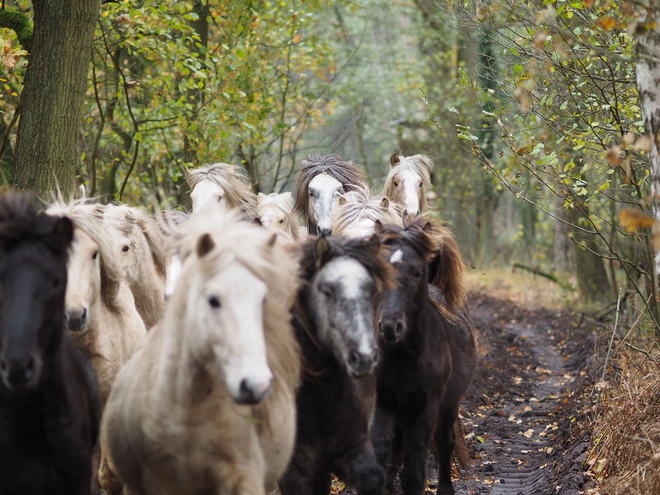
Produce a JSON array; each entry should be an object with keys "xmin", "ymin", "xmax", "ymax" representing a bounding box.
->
[{"xmin": 11, "ymin": 0, "xmax": 100, "ymax": 196}]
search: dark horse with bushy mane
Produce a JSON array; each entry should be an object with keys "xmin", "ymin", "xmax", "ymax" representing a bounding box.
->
[
  {"xmin": 372, "ymin": 218, "xmax": 477, "ymax": 495},
  {"xmin": 280, "ymin": 235, "xmax": 391, "ymax": 495},
  {"xmin": 0, "ymin": 193, "xmax": 100, "ymax": 495}
]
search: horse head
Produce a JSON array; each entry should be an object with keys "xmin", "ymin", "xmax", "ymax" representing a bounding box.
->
[
  {"xmin": 0, "ymin": 195, "xmax": 73, "ymax": 391},
  {"xmin": 308, "ymin": 173, "xmax": 343, "ymax": 237},
  {"xmin": 302, "ymin": 235, "xmax": 390, "ymax": 376},
  {"xmin": 374, "ymin": 218, "xmax": 436, "ymax": 343},
  {"xmin": 384, "ymin": 153, "xmax": 433, "ymax": 224}
]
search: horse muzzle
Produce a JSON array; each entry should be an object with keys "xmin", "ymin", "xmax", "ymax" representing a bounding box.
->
[
  {"xmin": 379, "ymin": 319, "xmax": 406, "ymax": 343},
  {"xmin": 65, "ymin": 308, "xmax": 87, "ymax": 333},
  {"xmin": 347, "ymin": 349, "xmax": 378, "ymax": 377},
  {"xmin": 0, "ymin": 353, "xmax": 42, "ymax": 391},
  {"xmin": 233, "ymin": 376, "xmax": 273, "ymax": 405}
]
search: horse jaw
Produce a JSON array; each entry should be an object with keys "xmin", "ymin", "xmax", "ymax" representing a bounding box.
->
[
  {"xmin": 191, "ymin": 261, "xmax": 273, "ymax": 405},
  {"xmin": 308, "ymin": 173, "xmax": 342, "ymax": 236},
  {"xmin": 310, "ymin": 256, "xmax": 378, "ymax": 376},
  {"xmin": 190, "ymin": 180, "xmax": 227, "ymax": 214}
]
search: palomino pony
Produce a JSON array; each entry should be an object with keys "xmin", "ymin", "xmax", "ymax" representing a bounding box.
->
[
  {"xmin": 256, "ymin": 191, "xmax": 302, "ymax": 244},
  {"xmin": 0, "ymin": 193, "xmax": 100, "ymax": 495},
  {"xmin": 184, "ymin": 162, "xmax": 258, "ymax": 217},
  {"xmin": 332, "ymin": 186, "xmax": 403, "ymax": 239},
  {"xmin": 46, "ymin": 200, "xmax": 147, "ymax": 406},
  {"xmin": 372, "ymin": 219, "xmax": 477, "ymax": 495},
  {"xmin": 293, "ymin": 154, "xmax": 367, "ymax": 236},
  {"xmin": 382, "ymin": 153, "xmax": 434, "ymax": 223},
  {"xmin": 280, "ymin": 235, "xmax": 391, "ymax": 495},
  {"xmin": 100, "ymin": 209, "xmax": 301, "ymax": 495},
  {"xmin": 104, "ymin": 204, "xmax": 168, "ymax": 329}
]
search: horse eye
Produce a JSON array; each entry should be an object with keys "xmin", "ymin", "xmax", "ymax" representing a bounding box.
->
[
  {"xmin": 419, "ymin": 183, "xmax": 423, "ymax": 188},
  {"xmin": 92, "ymin": 251, "xmax": 99, "ymax": 260},
  {"xmin": 217, "ymin": 196, "xmax": 223, "ymax": 203},
  {"xmin": 122, "ymin": 245, "xmax": 130, "ymax": 252},
  {"xmin": 393, "ymin": 181, "xmax": 399, "ymax": 187},
  {"xmin": 278, "ymin": 219, "xmax": 284, "ymax": 224},
  {"xmin": 208, "ymin": 295, "xmax": 221, "ymax": 308}
]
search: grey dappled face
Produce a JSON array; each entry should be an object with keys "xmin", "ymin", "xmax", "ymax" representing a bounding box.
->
[
  {"xmin": 309, "ymin": 256, "xmax": 378, "ymax": 376},
  {"xmin": 308, "ymin": 173, "xmax": 343, "ymax": 236}
]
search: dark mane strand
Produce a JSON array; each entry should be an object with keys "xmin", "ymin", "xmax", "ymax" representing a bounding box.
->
[{"xmin": 293, "ymin": 154, "xmax": 367, "ymax": 222}]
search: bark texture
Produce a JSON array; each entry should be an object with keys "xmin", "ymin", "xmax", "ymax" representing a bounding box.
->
[{"xmin": 12, "ymin": 0, "xmax": 100, "ymax": 196}]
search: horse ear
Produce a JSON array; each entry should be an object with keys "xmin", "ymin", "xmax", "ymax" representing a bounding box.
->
[
  {"xmin": 422, "ymin": 221, "xmax": 433, "ymax": 233},
  {"xmin": 374, "ymin": 219, "xmax": 384, "ymax": 235},
  {"xmin": 337, "ymin": 195, "xmax": 347, "ymax": 206},
  {"xmin": 196, "ymin": 233, "xmax": 215, "ymax": 258},
  {"xmin": 183, "ymin": 167, "xmax": 193, "ymax": 183},
  {"xmin": 390, "ymin": 153, "xmax": 400, "ymax": 167},
  {"xmin": 267, "ymin": 233, "xmax": 277, "ymax": 247},
  {"xmin": 363, "ymin": 234, "xmax": 381, "ymax": 252},
  {"xmin": 379, "ymin": 197, "xmax": 390, "ymax": 210},
  {"xmin": 314, "ymin": 236, "xmax": 331, "ymax": 267},
  {"xmin": 282, "ymin": 191, "xmax": 292, "ymax": 199},
  {"xmin": 52, "ymin": 216, "xmax": 74, "ymax": 245}
]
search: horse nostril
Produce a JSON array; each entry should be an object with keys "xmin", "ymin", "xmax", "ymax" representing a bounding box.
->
[
  {"xmin": 317, "ymin": 226, "xmax": 332, "ymax": 237},
  {"xmin": 395, "ymin": 321, "xmax": 404, "ymax": 338},
  {"xmin": 349, "ymin": 350, "xmax": 361, "ymax": 367}
]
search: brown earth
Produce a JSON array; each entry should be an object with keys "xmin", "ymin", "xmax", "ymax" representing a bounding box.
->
[{"xmin": 338, "ymin": 291, "xmax": 598, "ymax": 495}]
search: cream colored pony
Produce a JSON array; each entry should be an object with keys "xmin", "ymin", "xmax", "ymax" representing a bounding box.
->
[
  {"xmin": 332, "ymin": 187, "xmax": 403, "ymax": 239},
  {"xmin": 100, "ymin": 208, "xmax": 301, "ymax": 495},
  {"xmin": 46, "ymin": 200, "xmax": 147, "ymax": 405},
  {"xmin": 257, "ymin": 191, "xmax": 302, "ymax": 244},
  {"xmin": 382, "ymin": 153, "xmax": 434, "ymax": 223},
  {"xmin": 104, "ymin": 204, "xmax": 168, "ymax": 329}
]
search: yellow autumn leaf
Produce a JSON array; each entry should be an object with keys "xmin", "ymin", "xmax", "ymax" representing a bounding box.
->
[
  {"xmin": 292, "ymin": 34, "xmax": 301, "ymax": 44},
  {"xmin": 583, "ymin": 0, "xmax": 595, "ymax": 7},
  {"xmin": 597, "ymin": 16, "xmax": 617, "ymax": 31},
  {"xmin": 605, "ymin": 145, "xmax": 622, "ymax": 165},
  {"xmin": 619, "ymin": 209, "xmax": 655, "ymax": 233}
]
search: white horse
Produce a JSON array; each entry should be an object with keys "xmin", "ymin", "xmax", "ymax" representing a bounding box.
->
[
  {"xmin": 104, "ymin": 204, "xmax": 168, "ymax": 329},
  {"xmin": 332, "ymin": 187, "xmax": 403, "ymax": 239},
  {"xmin": 100, "ymin": 208, "xmax": 301, "ymax": 495},
  {"xmin": 293, "ymin": 154, "xmax": 367, "ymax": 236},
  {"xmin": 382, "ymin": 153, "xmax": 433, "ymax": 223},
  {"xmin": 257, "ymin": 191, "xmax": 302, "ymax": 244}
]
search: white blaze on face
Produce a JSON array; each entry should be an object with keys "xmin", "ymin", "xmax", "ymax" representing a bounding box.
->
[
  {"xmin": 308, "ymin": 173, "xmax": 343, "ymax": 233},
  {"xmin": 322, "ymin": 257, "xmax": 375, "ymax": 358},
  {"xmin": 389, "ymin": 249, "xmax": 403, "ymax": 264},
  {"xmin": 190, "ymin": 180, "xmax": 226, "ymax": 214},
  {"xmin": 197, "ymin": 261, "xmax": 272, "ymax": 403},
  {"xmin": 396, "ymin": 168, "xmax": 423, "ymax": 217}
]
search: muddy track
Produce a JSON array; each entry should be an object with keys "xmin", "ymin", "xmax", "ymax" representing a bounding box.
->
[{"xmin": 340, "ymin": 292, "xmax": 596, "ymax": 495}]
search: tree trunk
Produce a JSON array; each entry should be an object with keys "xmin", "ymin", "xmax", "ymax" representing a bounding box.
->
[
  {"xmin": 635, "ymin": 20, "xmax": 660, "ymax": 335},
  {"xmin": 12, "ymin": 0, "xmax": 100, "ymax": 197}
]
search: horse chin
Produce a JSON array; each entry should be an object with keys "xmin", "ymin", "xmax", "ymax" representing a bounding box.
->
[{"xmin": 66, "ymin": 322, "xmax": 88, "ymax": 333}]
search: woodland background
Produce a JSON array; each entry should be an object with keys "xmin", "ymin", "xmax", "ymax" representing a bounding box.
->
[{"xmin": 0, "ymin": 0, "xmax": 657, "ymax": 324}]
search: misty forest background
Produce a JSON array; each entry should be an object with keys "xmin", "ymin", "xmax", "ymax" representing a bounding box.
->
[{"xmin": 0, "ymin": 0, "xmax": 656, "ymax": 324}]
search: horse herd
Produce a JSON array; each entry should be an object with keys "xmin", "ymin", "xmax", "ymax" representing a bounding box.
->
[{"xmin": 0, "ymin": 153, "xmax": 477, "ymax": 495}]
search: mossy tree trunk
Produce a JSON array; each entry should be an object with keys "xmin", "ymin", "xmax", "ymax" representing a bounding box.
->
[{"xmin": 11, "ymin": 0, "xmax": 100, "ymax": 197}]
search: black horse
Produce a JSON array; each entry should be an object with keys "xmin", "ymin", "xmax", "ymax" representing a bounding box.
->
[
  {"xmin": 372, "ymin": 219, "xmax": 477, "ymax": 495},
  {"xmin": 0, "ymin": 193, "xmax": 100, "ymax": 495},
  {"xmin": 280, "ymin": 235, "xmax": 391, "ymax": 495}
]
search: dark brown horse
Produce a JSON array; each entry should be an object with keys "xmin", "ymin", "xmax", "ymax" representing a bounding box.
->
[
  {"xmin": 293, "ymin": 154, "xmax": 367, "ymax": 236},
  {"xmin": 0, "ymin": 193, "xmax": 100, "ymax": 495},
  {"xmin": 280, "ymin": 235, "xmax": 391, "ymax": 495},
  {"xmin": 372, "ymin": 219, "xmax": 477, "ymax": 495}
]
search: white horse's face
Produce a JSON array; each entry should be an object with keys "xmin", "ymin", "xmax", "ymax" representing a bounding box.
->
[
  {"xmin": 190, "ymin": 179, "xmax": 227, "ymax": 214},
  {"xmin": 258, "ymin": 203, "xmax": 287, "ymax": 231},
  {"xmin": 309, "ymin": 255, "xmax": 379, "ymax": 376},
  {"xmin": 308, "ymin": 173, "xmax": 343, "ymax": 236},
  {"xmin": 390, "ymin": 167, "xmax": 424, "ymax": 221},
  {"xmin": 105, "ymin": 215, "xmax": 145, "ymax": 286},
  {"xmin": 64, "ymin": 229, "xmax": 101, "ymax": 333},
  {"xmin": 340, "ymin": 217, "xmax": 379, "ymax": 240},
  {"xmin": 191, "ymin": 257, "xmax": 272, "ymax": 405}
]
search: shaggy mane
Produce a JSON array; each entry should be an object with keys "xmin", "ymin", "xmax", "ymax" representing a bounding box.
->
[
  {"xmin": 47, "ymin": 199, "xmax": 123, "ymax": 311},
  {"xmin": 332, "ymin": 187, "xmax": 403, "ymax": 237},
  {"xmin": 185, "ymin": 163, "xmax": 257, "ymax": 217},
  {"xmin": 293, "ymin": 154, "xmax": 367, "ymax": 222},
  {"xmin": 0, "ymin": 193, "xmax": 69, "ymax": 257},
  {"xmin": 382, "ymin": 154, "xmax": 433, "ymax": 212}
]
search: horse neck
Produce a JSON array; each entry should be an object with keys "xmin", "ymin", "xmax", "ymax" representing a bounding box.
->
[
  {"xmin": 400, "ymin": 281, "xmax": 433, "ymax": 352},
  {"xmin": 128, "ymin": 263, "xmax": 165, "ymax": 329}
]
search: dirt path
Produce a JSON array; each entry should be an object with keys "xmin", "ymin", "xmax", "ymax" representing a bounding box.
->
[{"xmin": 339, "ymin": 292, "xmax": 596, "ymax": 495}]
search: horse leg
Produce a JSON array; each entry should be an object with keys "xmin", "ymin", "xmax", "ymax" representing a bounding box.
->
[
  {"xmin": 371, "ymin": 409, "xmax": 396, "ymax": 486},
  {"xmin": 433, "ymin": 407, "xmax": 459, "ymax": 495},
  {"xmin": 311, "ymin": 471, "xmax": 332, "ymax": 495},
  {"xmin": 399, "ymin": 418, "xmax": 435, "ymax": 495},
  {"xmin": 334, "ymin": 447, "xmax": 385, "ymax": 495},
  {"xmin": 279, "ymin": 464, "xmax": 316, "ymax": 495}
]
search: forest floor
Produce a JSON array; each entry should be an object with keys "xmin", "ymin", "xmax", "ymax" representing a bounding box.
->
[{"xmin": 339, "ymin": 274, "xmax": 600, "ymax": 495}]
